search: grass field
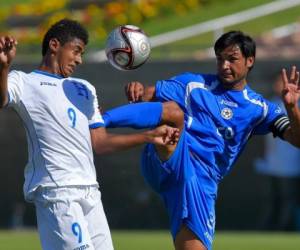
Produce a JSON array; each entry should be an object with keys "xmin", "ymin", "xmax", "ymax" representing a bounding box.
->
[
  {"xmin": 150, "ymin": 0, "xmax": 300, "ymax": 59},
  {"xmin": 1, "ymin": 230, "xmax": 300, "ymax": 250}
]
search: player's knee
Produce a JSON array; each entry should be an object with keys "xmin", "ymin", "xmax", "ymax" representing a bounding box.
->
[{"xmin": 162, "ymin": 101, "xmax": 184, "ymax": 129}]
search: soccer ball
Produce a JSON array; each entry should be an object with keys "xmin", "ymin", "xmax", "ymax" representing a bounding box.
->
[{"xmin": 105, "ymin": 25, "xmax": 151, "ymax": 70}]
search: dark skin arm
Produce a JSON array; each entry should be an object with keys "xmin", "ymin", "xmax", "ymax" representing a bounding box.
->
[
  {"xmin": 90, "ymin": 125, "xmax": 179, "ymax": 155},
  {"xmin": 0, "ymin": 36, "xmax": 17, "ymax": 108}
]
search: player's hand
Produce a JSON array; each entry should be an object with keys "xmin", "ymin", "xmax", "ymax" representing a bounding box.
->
[
  {"xmin": 0, "ymin": 36, "xmax": 17, "ymax": 67},
  {"xmin": 281, "ymin": 66, "xmax": 300, "ymax": 108},
  {"xmin": 125, "ymin": 81, "xmax": 145, "ymax": 102},
  {"xmin": 146, "ymin": 125, "xmax": 180, "ymax": 146}
]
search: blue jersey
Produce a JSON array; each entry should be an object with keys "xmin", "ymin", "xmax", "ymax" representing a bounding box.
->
[{"xmin": 155, "ymin": 72, "xmax": 284, "ymax": 182}]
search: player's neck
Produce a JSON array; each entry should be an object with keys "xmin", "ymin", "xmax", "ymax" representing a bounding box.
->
[
  {"xmin": 38, "ymin": 56, "xmax": 62, "ymax": 77},
  {"xmin": 222, "ymin": 79, "xmax": 247, "ymax": 91}
]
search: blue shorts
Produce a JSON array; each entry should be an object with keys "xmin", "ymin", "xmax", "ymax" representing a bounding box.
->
[{"xmin": 141, "ymin": 130, "xmax": 217, "ymax": 250}]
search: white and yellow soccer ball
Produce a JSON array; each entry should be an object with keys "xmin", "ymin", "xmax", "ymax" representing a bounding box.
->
[{"xmin": 105, "ymin": 25, "xmax": 151, "ymax": 70}]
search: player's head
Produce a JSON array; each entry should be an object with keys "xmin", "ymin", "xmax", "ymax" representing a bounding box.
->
[
  {"xmin": 41, "ymin": 19, "xmax": 89, "ymax": 77},
  {"xmin": 214, "ymin": 31, "xmax": 256, "ymax": 87}
]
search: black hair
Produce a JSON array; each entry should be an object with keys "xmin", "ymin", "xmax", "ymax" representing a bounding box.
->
[
  {"xmin": 42, "ymin": 19, "xmax": 89, "ymax": 56},
  {"xmin": 214, "ymin": 31, "xmax": 256, "ymax": 59}
]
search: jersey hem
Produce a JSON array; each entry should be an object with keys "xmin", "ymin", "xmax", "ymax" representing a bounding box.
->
[{"xmin": 89, "ymin": 122, "xmax": 105, "ymax": 129}]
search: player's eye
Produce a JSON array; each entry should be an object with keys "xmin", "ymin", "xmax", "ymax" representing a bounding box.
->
[
  {"xmin": 73, "ymin": 50, "xmax": 82, "ymax": 57},
  {"xmin": 229, "ymin": 57, "xmax": 238, "ymax": 62}
]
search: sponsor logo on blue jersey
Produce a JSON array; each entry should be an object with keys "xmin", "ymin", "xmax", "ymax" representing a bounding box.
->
[{"xmin": 220, "ymin": 99, "xmax": 238, "ymax": 108}]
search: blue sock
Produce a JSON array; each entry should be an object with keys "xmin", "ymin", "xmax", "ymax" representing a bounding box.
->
[{"xmin": 103, "ymin": 102, "xmax": 162, "ymax": 129}]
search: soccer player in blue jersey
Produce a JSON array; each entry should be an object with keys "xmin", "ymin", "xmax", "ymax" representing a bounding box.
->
[
  {"xmin": 112, "ymin": 31, "xmax": 300, "ymax": 250},
  {"xmin": 0, "ymin": 19, "xmax": 179, "ymax": 250}
]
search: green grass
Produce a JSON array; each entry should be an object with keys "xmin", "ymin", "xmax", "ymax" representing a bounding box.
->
[
  {"xmin": 213, "ymin": 232, "xmax": 300, "ymax": 250},
  {"xmin": 150, "ymin": 1, "xmax": 300, "ymax": 59},
  {"xmin": 142, "ymin": 0, "xmax": 274, "ymax": 35},
  {"xmin": 0, "ymin": 0, "xmax": 33, "ymax": 8},
  {"xmin": 0, "ymin": 0, "xmax": 34, "ymax": 7},
  {"xmin": 0, "ymin": 230, "xmax": 40, "ymax": 250},
  {"xmin": 93, "ymin": 0, "xmax": 275, "ymax": 48},
  {"xmin": 1, "ymin": 230, "xmax": 300, "ymax": 250}
]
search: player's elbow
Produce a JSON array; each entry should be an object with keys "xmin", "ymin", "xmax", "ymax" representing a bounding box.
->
[
  {"xmin": 90, "ymin": 127, "xmax": 111, "ymax": 155},
  {"xmin": 92, "ymin": 137, "xmax": 116, "ymax": 155},
  {"xmin": 91, "ymin": 137, "xmax": 107, "ymax": 154}
]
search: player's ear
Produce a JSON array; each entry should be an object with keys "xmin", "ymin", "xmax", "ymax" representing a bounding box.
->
[
  {"xmin": 246, "ymin": 56, "xmax": 254, "ymax": 69},
  {"xmin": 49, "ymin": 38, "xmax": 61, "ymax": 54}
]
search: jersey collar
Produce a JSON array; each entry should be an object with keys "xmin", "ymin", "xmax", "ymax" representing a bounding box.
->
[{"xmin": 33, "ymin": 70, "xmax": 64, "ymax": 79}]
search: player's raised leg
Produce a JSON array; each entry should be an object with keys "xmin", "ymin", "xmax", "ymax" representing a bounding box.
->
[
  {"xmin": 175, "ymin": 226, "xmax": 207, "ymax": 250},
  {"xmin": 154, "ymin": 101, "xmax": 184, "ymax": 160},
  {"xmin": 152, "ymin": 102, "xmax": 208, "ymax": 250}
]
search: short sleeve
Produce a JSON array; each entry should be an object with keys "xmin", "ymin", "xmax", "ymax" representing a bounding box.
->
[
  {"xmin": 88, "ymin": 85, "xmax": 105, "ymax": 129},
  {"xmin": 7, "ymin": 70, "xmax": 24, "ymax": 107},
  {"xmin": 253, "ymin": 99, "xmax": 286, "ymax": 135},
  {"xmin": 155, "ymin": 73, "xmax": 191, "ymax": 108}
]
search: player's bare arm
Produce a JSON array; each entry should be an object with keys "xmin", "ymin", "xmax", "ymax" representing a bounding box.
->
[
  {"xmin": 281, "ymin": 66, "xmax": 300, "ymax": 147},
  {"xmin": 90, "ymin": 125, "xmax": 179, "ymax": 155},
  {"xmin": 0, "ymin": 36, "xmax": 17, "ymax": 108},
  {"xmin": 125, "ymin": 81, "xmax": 156, "ymax": 102}
]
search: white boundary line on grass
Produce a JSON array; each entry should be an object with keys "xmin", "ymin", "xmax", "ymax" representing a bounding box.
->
[{"xmin": 88, "ymin": 0, "xmax": 300, "ymax": 62}]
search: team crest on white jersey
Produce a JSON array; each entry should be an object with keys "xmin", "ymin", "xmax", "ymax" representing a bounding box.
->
[{"xmin": 221, "ymin": 107, "xmax": 233, "ymax": 120}]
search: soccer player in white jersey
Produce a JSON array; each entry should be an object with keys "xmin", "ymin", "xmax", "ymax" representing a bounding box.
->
[
  {"xmin": 0, "ymin": 19, "xmax": 179, "ymax": 250},
  {"xmin": 117, "ymin": 31, "xmax": 300, "ymax": 250}
]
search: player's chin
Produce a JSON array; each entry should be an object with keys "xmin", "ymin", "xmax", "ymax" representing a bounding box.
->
[{"xmin": 219, "ymin": 76, "xmax": 234, "ymax": 84}]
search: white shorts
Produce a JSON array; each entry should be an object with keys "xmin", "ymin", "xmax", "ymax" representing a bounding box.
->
[{"xmin": 34, "ymin": 186, "xmax": 114, "ymax": 250}]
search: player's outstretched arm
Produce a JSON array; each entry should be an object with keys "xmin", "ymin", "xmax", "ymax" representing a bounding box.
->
[
  {"xmin": 0, "ymin": 36, "xmax": 17, "ymax": 108},
  {"xmin": 281, "ymin": 66, "xmax": 300, "ymax": 147},
  {"xmin": 90, "ymin": 125, "xmax": 179, "ymax": 155},
  {"xmin": 125, "ymin": 81, "xmax": 156, "ymax": 102}
]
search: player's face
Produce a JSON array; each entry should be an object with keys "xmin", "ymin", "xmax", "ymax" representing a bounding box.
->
[
  {"xmin": 216, "ymin": 44, "xmax": 254, "ymax": 88},
  {"xmin": 56, "ymin": 38, "xmax": 85, "ymax": 77}
]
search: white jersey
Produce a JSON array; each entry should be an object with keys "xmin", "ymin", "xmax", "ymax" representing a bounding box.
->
[{"xmin": 7, "ymin": 70, "xmax": 105, "ymax": 201}]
